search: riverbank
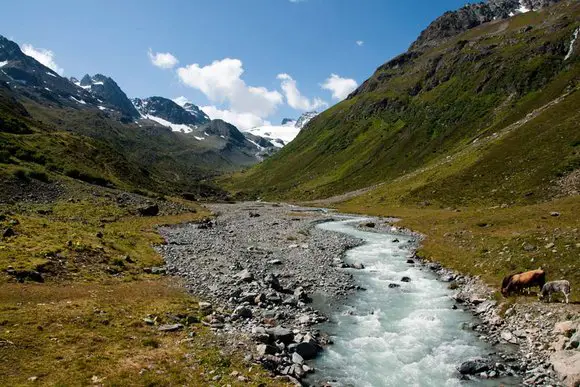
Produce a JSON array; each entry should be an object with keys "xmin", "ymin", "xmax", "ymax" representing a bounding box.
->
[{"xmin": 154, "ymin": 201, "xmax": 580, "ymax": 385}]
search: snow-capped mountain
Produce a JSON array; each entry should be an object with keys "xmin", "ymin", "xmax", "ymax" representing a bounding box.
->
[
  {"xmin": 73, "ymin": 74, "xmax": 139, "ymax": 118},
  {"xmin": 295, "ymin": 111, "xmax": 318, "ymax": 129},
  {"xmin": 242, "ymin": 111, "xmax": 319, "ymax": 148},
  {"xmin": 132, "ymin": 96, "xmax": 209, "ymax": 133}
]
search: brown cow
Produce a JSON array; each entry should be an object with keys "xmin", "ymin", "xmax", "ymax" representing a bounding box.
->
[{"xmin": 501, "ymin": 268, "xmax": 546, "ymax": 297}]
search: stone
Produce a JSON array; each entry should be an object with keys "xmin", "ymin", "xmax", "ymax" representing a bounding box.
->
[
  {"xmin": 550, "ymin": 211, "xmax": 560, "ymax": 217},
  {"xmin": 401, "ymin": 276, "xmax": 411, "ymax": 282},
  {"xmin": 364, "ymin": 222, "xmax": 376, "ymax": 228},
  {"xmin": 406, "ymin": 259, "xmax": 415, "ymax": 264},
  {"xmin": 264, "ymin": 273, "xmax": 281, "ymax": 290},
  {"xmin": 158, "ymin": 323, "xmax": 183, "ymax": 332},
  {"xmin": 292, "ymin": 352, "xmax": 304, "ymax": 365},
  {"xmin": 554, "ymin": 321, "xmax": 577, "ymax": 337},
  {"xmin": 266, "ymin": 326, "xmax": 294, "ymax": 344},
  {"xmin": 458, "ymin": 358, "xmax": 489, "ymax": 375},
  {"xmin": 254, "ymin": 293, "xmax": 267, "ymax": 305},
  {"xmin": 352, "ymin": 262, "xmax": 365, "ymax": 270},
  {"xmin": 545, "ymin": 242, "xmax": 555, "ymax": 249},
  {"xmin": 199, "ymin": 301, "xmax": 212, "ymax": 312},
  {"xmin": 268, "ymin": 259, "xmax": 282, "ymax": 265},
  {"xmin": 137, "ymin": 204, "xmax": 159, "ymax": 216},
  {"xmin": 500, "ymin": 330, "xmax": 516, "ymax": 343},
  {"xmin": 232, "ymin": 306, "xmax": 252, "ymax": 319},
  {"xmin": 256, "ymin": 344, "xmax": 277, "ymax": 356},
  {"xmin": 567, "ymin": 332, "xmax": 580, "ymax": 350},
  {"xmin": 551, "ymin": 351, "xmax": 580, "ymax": 387},
  {"xmin": 522, "ymin": 243, "xmax": 536, "ymax": 252},
  {"xmin": 388, "ymin": 283, "xmax": 400, "ymax": 288},
  {"xmin": 294, "ymin": 341, "xmax": 321, "ymax": 360},
  {"xmin": 2, "ymin": 228, "xmax": 15, "ymax": 238},
  {"xmin": 392, "ymin": 238, "xmax": 400, "ymax": 243},
  {"xmin": 237, "ymin": 269, "xmax": 254, "ymax": 283}
]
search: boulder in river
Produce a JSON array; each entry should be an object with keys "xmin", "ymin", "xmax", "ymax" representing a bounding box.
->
[
  {"xmin": 294, "ymin": 341, "xmax": 321, "ymax": 360},
  {"xmin": 388, "ymin": 283, "xmax": 401, "ymax": 289},
  {"xmin": 401, "ymin": 276, "xmax": 411, "ymax": 282},
  {"xmin": 458, "ymin": 358, "xmax": 490, "ymax": 375}
]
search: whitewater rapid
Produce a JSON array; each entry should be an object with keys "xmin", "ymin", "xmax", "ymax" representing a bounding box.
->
[{"xmin": 310, "ymin": 218, "xmax": 518, "ymax": 386}]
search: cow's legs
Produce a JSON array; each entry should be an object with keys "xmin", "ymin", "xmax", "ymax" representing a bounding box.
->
[{"xmin": 564, "ymin": 292, "xmax": 569, "ymax": 304}]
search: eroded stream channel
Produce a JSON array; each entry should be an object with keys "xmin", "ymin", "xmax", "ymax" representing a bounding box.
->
[
  {"xmin": 310, "ymin": 218, "xmax": 518, "ymax": 386},
  {"xmin": 158, "ymin": 202, "xmax": 520, "ymax": 386}
]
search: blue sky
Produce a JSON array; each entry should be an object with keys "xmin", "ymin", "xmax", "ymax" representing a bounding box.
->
[{"xmin": 2, "ymin": 0, "xmax": 477, "ymax": 129}]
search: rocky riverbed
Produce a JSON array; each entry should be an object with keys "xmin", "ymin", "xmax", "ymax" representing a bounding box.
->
[{"xmin": 156, "ymin": 201, "xmax": 579, "ymax": 386}]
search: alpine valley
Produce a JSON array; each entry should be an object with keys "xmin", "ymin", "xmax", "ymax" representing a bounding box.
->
[{"xmin": 1, "ymin": 0, "xmax": 579, "ymax": 386}]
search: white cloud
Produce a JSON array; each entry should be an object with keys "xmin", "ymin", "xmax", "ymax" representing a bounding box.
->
[
  {"xmin": 21, "ymin": 44, "xmax": 64, "ymax": 75},
  {"xmin": 148, "ymin": 49, "xmax": 179, "ymax": 69},
  {"xmin": 321, "ymin": 73, "xmax": 358, "ymax": 100},
  {"xmin": 201, "ymin": 105, "xmax": 270, "ymax": 130},
  {"xmin": 277, "ymin": 73, "xmax": 327, "ymax": 111},
  {"xmin": 356, "ymin": 40, "xmax": 364, "ymax": 46},
  {"xmin": 177, "ymin": 58, "xmax": 283, "ymax": 118},
  {"xmin": 173, "ymin": 96, "xmax": 189, "ymax": 107}
]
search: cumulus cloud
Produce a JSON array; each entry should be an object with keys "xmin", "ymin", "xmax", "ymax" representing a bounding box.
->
[
  {"xmin": 321, "ymin": 73, "xmax": 358, "ymax": 100},
  {"xmin": 177, "ymin": 58, "xmax": 283, "ymax": 120},
  {"xmin": 21, "ymin": 44, "xmax": 64, "ymax": 75},
  {"xmin": 277, "ymin": 73, "xmax": 327, "ymax": 111},
  {"xmin": 148, "ymin": 49, "xmax": 179, "ymax": 69},
  {"xmin": 201, "ymin": 105, "xmax": 270, "ymax": 130},
  {"xmin": 356, "ymin": 40, "xmax": 364, "ymax": 46}
]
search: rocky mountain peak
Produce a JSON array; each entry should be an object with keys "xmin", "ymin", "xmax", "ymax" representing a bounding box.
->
[
  {"xmin": 77, "ymin": 73, "xmax": 139, "ymax": 119},
  {"xmin": 132, "ymin": 96, "xmax": 209, "ymax": 127},
  {"xmin": 295, "ymin": 111, "xmax": 318, "ymax": 129},
  {"xmin": 410, "ymin": 0, "xmax": 563, "ymax": 50}
]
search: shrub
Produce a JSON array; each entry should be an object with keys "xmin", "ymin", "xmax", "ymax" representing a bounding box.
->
[{"xmin": 28, "ymin": 170, "xmax": 50, "ymax": 183}]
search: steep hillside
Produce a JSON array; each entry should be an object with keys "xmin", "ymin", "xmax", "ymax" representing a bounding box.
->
[{"xmin": 227, "ymin": 0, "xmax": 580, "ymax": 207}]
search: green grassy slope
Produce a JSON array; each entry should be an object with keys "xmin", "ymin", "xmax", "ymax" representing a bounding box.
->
[
  {"xmin": 0, "ymin": 84, "xmax": 228, "ymax": 198},
  {"xmin": 226, "ymin": 1, "xmax": 580, "ymax": 205}
]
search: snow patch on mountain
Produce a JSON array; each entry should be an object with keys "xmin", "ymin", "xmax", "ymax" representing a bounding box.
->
[
  {"xmin": 143, "ymin": 114, "xmax": 194, "ymax": 133},
  {"xmin": 565, "ymin": 27, "xmax": 579, "ymax": 61},
  {"xmin": 0, "ymin": 61, "xmax": 8, "ymax": 68}
]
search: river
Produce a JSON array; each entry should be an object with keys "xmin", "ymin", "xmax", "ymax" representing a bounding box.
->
[{"xmin": 308, "ymin": 218, "xmax": 519, "ymax": 386}]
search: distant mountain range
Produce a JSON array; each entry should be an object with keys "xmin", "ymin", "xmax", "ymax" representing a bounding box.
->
[{"xmin": 0, "ymin": 34, "xmax": 284, "ymax": 196}]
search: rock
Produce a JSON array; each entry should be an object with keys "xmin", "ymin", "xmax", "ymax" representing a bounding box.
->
[
  {"xmin": 150, "ymin": 266, "xmax": 166, "ymax": 275},
  {"xmin": 158, "ymin": 323, "xmax": 183, "ymax": 332},
  {"xmin": 458, "ymin": 358, "xmax": 489, "ymax": 375},
  {"xmin": 232, "ymin": 306, "xmax": 252, "ymax": 319},
  {"xmin": 268, "ymin": 259, "xmax": 282, "ymax": 265},
  {"xmin": 388, "ymin": 283, "xmax": 400, "ymax": 288},
  {"xmin": 266, "ymin": 326, "xmax": 294, "ymax": 344},
  {"xmin": 392, "ymin": 238, "xmax": 400, "ymax": 243},
  {"xmin": 236, "ymin": 269, "xmax": 254, "ymax": 283},
  {"xmin": 401, "ymin": 276, "xmax": 411, "ymax": 282},
  {"xmin": 554, "ymin": 321, "xmax": 577, "ymax": 337},
  {"xmin": 294, "ymin": 341, "xmax": 321, "ymax": 360},
  {"xmin": 137, "ymin": 204, "xmax": 159, "ymax": 216},
  {"xmin": 2, "ymin": 228, "xmax": 15, "ymax": 238},
  {"xmin": 294, "ymin": 287, "xmax": 310, "ymax": 302},
  {"xmin": 256, "ymin": 344, "xmax": 277, "ymax": 356},
  {"xmin": 522, "ymin": 243, "xmax": 536, "ymax": 252},
  {"xmin": 567, "ymin": 332, "xmax": 580, "ymax": 350},
  {"xmin": 249, "ymin": 212, "xmax": 260, "ymax": 218},
  {"xmin": 292, "ymin": 352, "xmax": 304, "ymax": 365},
  {"xmin": 550, "ymin": 212, "xmax": 560, "ymax": 217},
  {"xmin": 199, "ymin": 301, "xmax": 212, "ymax": 313},
  {"xmin": 406, "ymin": 259, "xmax": 415, "ymax": 264},
  {"xmin": 551, "ymin": 351, "xmax": 580, "ymax": 387},
  {"xmin": 500, "ymin": 330, "xmax": 516, "ymax": 343},
  {"xmin": 364, "ymin": 222, "xmax": 376, "ymax": 228},
  {"xmin": 352, "ymin": 262, "xmax": 365, "ymax": 270},
  {"xmin": 264, "ymin": 273, "xmax": 281, "ymax": 290},
  {"xmin": 545, "ymin": 242, "xmax": 555, "ymax": 249},
  {"xmin": 143, "ymin": 317, "xmax": 155, "ymax": 325}
]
